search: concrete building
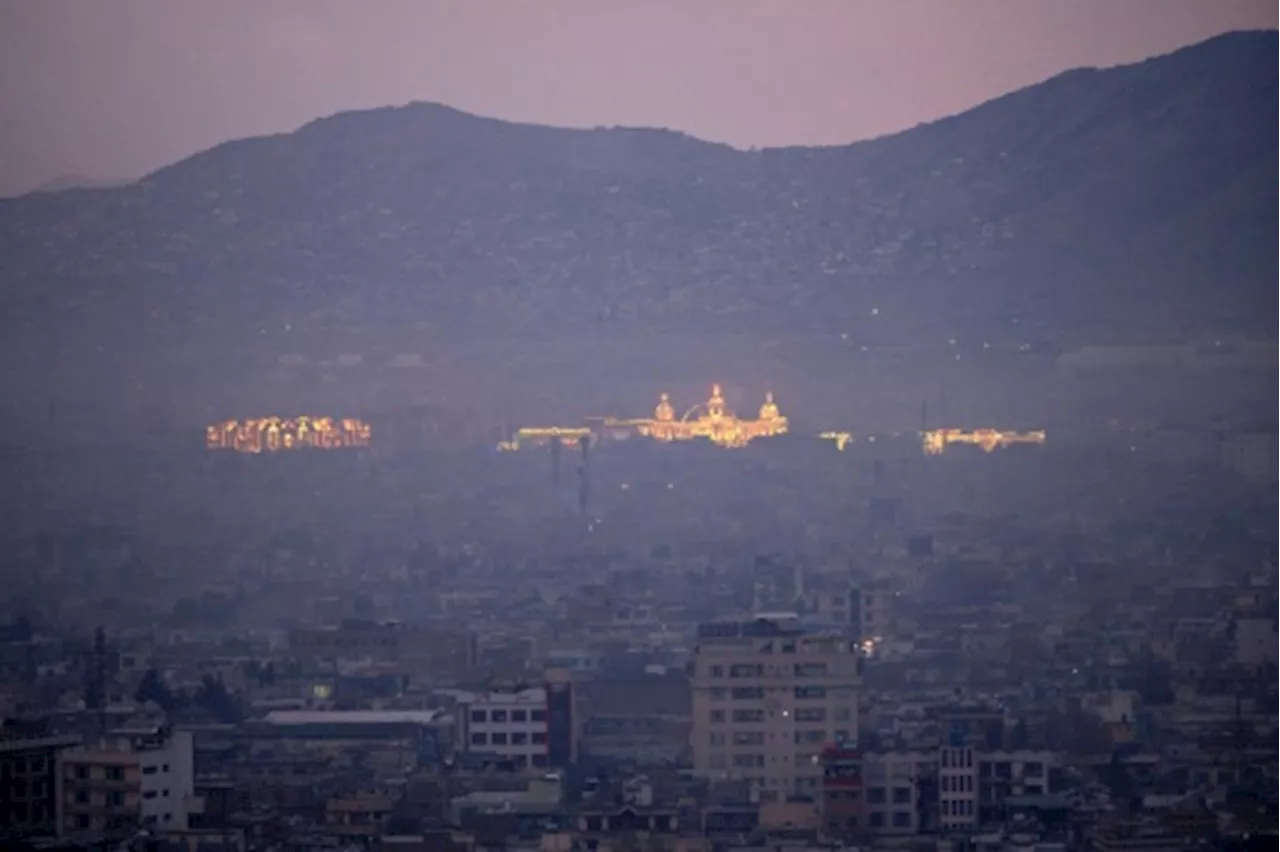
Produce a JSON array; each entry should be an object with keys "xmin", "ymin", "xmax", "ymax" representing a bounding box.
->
[
  {"xmin": 459, "ymin": 686, "xmax": 552, "ymax": 770},
  {"xmin": 59, "ymin": 724, "xmax": 197, "ymax": 842},
  {"xmin": 0, "ymin": 724, "xmax": 78, "ymax": 839},
  {"xmin": 690, "ymin": 613, "xmax": 861, "ymax": 800}
]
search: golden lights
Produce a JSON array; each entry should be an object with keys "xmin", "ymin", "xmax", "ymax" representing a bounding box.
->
[
  {"xmin": 500, "ymin": 385, "xmax": 789, "ymax": 451},
  {"xmin": 205, "ymin": 417, "xmax": 372, "ymax": 454},
  {"xmin": 921, "ymin": 428, "xmax": 1045, "ymax": 455}
]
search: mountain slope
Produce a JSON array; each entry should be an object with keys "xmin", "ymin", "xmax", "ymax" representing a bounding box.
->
[{"xmin": 0, "ymin": 30, "xmax": 1274, "ymax": 345}]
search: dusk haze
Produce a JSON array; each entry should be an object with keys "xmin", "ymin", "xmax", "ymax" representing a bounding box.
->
[{"xmin": 0, "ymin": 4, "xmax": 1275, "ymax": 850}]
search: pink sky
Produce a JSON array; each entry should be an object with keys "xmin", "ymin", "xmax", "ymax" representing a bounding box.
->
[{"xmin": 0, "ymin": 0, "xmax": 1274, "ymax": 196}]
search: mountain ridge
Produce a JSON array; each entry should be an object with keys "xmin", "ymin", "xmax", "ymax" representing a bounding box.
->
[{"xmin": 0, "ymin": 30, "xmax": 1274, "ymax": 347}]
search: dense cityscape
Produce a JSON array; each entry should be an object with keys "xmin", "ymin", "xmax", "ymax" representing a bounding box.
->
[{"xmin": 0, "ymin": 8, "xmax": 1276, "ymax": 852}]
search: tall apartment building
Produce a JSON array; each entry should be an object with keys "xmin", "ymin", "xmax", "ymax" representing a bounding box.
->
[
  {"xmin": 690, "ymin": 613, "xmax": 861, "ymax": 800},
  {"xmin": 58, "ymin": 724, "xmax": 196, "ymax": 843}
]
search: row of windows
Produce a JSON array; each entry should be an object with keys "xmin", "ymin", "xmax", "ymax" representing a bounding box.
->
[
  {"xmin": 470, "ymin": 731, "xmax": 547, "ymax": 747},
  {"xmin": 708, "ymin": 707, "xmax": 853, "ymax": 725},
  {"xmin": 940, "ymin": 749, "xmax": 973, "ymax": 769},
  {"xmin": 867, "ymin": 811, "xmax": 913, "ymax": 829},
  {"xmin": 942, "ymin": 798, "xmax": 975, "ymax": 817},
  {"xmin": 710, "ymin": 729, "xmax": 846, "ymax": 747},
  {"xmin": 707, "ymin": 662, "xmax": 835, "ymax": 678},
  {"xmin": 470, "ymin": 708, "xmax": 546, "ymax": 724},
  {"xmin": 67, "ymin": 765, "xmax": 129, "ymax": 781},
  {"xmin": 941, "ymin": 774, "xmax": 974, "ymax": 793},
  {"xmin": 0, "ymin": 757, "xmax": 49, "ymax": 776},
  {"xmin": 865, "ymin": 786, "xmax": 913, "ymax": 805}
]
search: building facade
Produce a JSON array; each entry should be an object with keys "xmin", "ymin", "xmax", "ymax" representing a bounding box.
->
[
  {"xmin": 690, "ymin": 613, "xmax": 861, "ymax": 800},
  {"xmin": 58, "ymin": 725, "xmax": 196, "ymax": 842},
  {"xmin": 0, "ymin": 729, "xmax": 78, "ymax": 839},
  {"xmin": 459, "ymin": 678, "xmax": 575, "ymax": 770}
]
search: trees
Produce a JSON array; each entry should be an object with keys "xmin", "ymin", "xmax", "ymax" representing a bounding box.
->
[{"xmin": 134, "ymin": 667, "xmax": 180, "ymax": 713}]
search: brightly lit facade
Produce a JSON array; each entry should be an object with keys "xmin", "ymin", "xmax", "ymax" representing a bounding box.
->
[
  {"xmin": 501, "ymin": 384, "xmax": 789, "ymax": 451},
  {"xmin": 920, "ymin": 428, "xmax": 1046, "ymax": 455},
  {"xmin": 206, "ymin": 417, "xmax": 372, "ymax": 453}
]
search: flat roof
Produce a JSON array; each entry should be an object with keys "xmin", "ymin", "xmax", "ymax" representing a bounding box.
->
[{"xmin": 263, "ymin": 710, "xmax": 447, "ymax": 726}]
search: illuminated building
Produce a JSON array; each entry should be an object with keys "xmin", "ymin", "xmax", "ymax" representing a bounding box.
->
[
  {"xmin": 205, "ymin": 417, "xmax": 372, "ymax": 453},
  {"xmin": 920, "ymin": 428, "xmax": 1046, "ymax": 455},
  {"xmin": 497, "ymin": 427, "xmax": 591, "ymax": 453},
  {"xmin": 501, "ymin": 384, "xmax": 789, "ymax": 451},
  {"xmin": 819, "ymin": 431, "xmax": 855, "ymax": 452}
]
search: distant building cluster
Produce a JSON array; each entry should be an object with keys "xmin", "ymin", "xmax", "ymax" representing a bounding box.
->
[{"xmin": 205, "ymin": 417, "xmax": 372, "ymax": 454}]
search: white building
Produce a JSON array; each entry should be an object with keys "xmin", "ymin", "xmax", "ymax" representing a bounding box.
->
[
  {"xmin": 59, "ymin": 725, "xmax": 197, "ymax": 840},
  {"xmin": 459, "ymin": 686, "xmax": 551, "ymax": 770}
]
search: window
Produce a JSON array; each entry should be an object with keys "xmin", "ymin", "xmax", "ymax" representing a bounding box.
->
[
  {"xmin": 1024, "ymin": 761, "xmax": 1044, "ymax": 776},
  {"xmin": 710, "ymin": 688, "xmax": 727, "ymax": 701},
  {"xmin": 709, "ymin": 754, "xmax": 726, "ymax": 769},
  {"xmin": 510, "ymin": 732, "xmax": 528, "ymax": 745},
  {"xmin": 731, "ymin": 687, "xmax": 764, "ymax": 700},
  {"xmin": 530, "ymin": 710, "xmax": 546, "ymax": 722},
  {"xmin": 794, "ymin": 686, "xmax": 826, "ymax": 700},
  {"xmin": 733, "ymin": 732, "xmax": 764, "ymax": 746},
  {"xmin": 31, "ymin": 758, "xmax": 46, "ymax": 773},
  {"xmin": 531, "ymin": 732, "xmax": 546, "ymax": 745},
  {"xmin": 892, "ymin": 811, "xmax": 911, "ymax": 828},
  {"xmin": 75, "ymin": 791, "xmax": 89, "ymax": 804},
  {"xmin": 77, "ymin": 814, "xmax": 89, "ymax": 829},
  {"xmin": 730, "ymin": 664, "xmax": 763, "ymax": 677},
  {"xmin": 470, "ymin": 709, "xmax": 487, "ymax": 723},
  {"xmin": 142, "ymin": 766, "xmax": 157, "ymax": 775},
  {"xmin": 710, "ymin": 710, "xmax": 726, "ymax": 724},
  {"xmin": 470, "ymin": 733, "xmax": 487, "ymax": 746},
  {"xmin": 490, "ymin": 710, "xmax": 508, "ymax": 723},
  {"xmin": 106, "ymin": 767, "xmax": 123, "ymax": 782},
  {"xmin": 532, "ymin": 754, "xmax": 547, "ymax": 767},
  {"xmin": 794, "ymin": 662, "xmax": 828, "ymax": 677},
  {"xmin": 75, "ymin": 766, "xmax": 88, "ymax": 780},
  {"xmin": 866, "ymin": 787, "xmax": 887, "ymax": 805},
  {"xmin": 511, "ymin": 710, "xmax": 527, "ymax": 723},
  {"xmin": 892, "ymin": 787, "xmax": 911, "ymax": 804},
  {"xmin": 107, "ymin": 791, "xmax": 124, "ymax": 807},
  {"xmin": 709, "ymin": 665, "xmax": 725, "ymax": 677},
  {"xmin": 795, "ymin": 707, "xmax": 826, "ymax": 723},
  {"xmin": 731, "ymin": 753, "xmax": 764, "ymax": 768},
  {"xmin": 161, "ymin": 764, "xmax": 169, "ymax": 772},
  {"xmin": 710, "ymin": 732, "xmax": 726, "ymax": 746},
  {"xmin": 869, "ymin": 812, "xmax": 885, "ymax": 828},
  {"xmin": 731, "ymin": 709, "xmax": 764, "ymax": 724},
  {"xmin": 491, "ymin": 732, "xmax": 508, "ymax": 745},
  {"xmin": 143, "ymin": 791, "xmax": 157, "ymax": 800}
]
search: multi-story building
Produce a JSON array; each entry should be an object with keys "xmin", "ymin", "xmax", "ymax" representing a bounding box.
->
[
  {"xmin": 690, "ymin": 613, "xmax": 861, "ymax": 800},
  {"xmin": 459, "ymin": 676, "xmax": 575, "ymax": 770},
  {"xmin": 825, "ymin": 745, "xmax": 1057, "ymax": 840},
  {"xmin": 58, "ymin": 724, "xmax": 196, "ymax": 842},
  {"xmin": 0, "ymin": 723, "xmax": 78, "ymax": 840}
]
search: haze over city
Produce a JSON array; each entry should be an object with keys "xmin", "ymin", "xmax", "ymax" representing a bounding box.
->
[{"xmin": 0, "ymin": 3, "xmax": 1275, "ymax": 851}]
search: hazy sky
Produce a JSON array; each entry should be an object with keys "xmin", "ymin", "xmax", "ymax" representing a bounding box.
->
[{"xmin": 0, "ymin": 0, "xmax": 1274, "ymax": 196}]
